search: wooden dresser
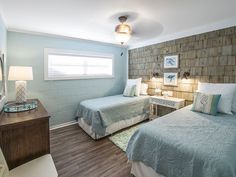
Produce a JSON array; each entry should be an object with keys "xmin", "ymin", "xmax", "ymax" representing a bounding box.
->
[{"xmin": 0, "ymin": 99, "xmax": 50, "ymax": 170}]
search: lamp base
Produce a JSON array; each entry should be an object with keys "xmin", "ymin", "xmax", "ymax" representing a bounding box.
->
[{"xmin": 15, "ymin": 81, "xmax": 27, "ymax": 103}]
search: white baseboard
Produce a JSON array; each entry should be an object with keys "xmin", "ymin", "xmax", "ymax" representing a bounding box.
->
[{"xmin": 50, "ymin": 120, "xmax": 77, "ymax": 130}]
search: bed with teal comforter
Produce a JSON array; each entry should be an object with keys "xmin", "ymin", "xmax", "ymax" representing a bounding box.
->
[
  {"xmin": 76, "ymin": 95, "xmax": 150, "ymax": 136},
  {"xmin": 126, "ymin": 105, "xmax": 236, "ymax": 177}
]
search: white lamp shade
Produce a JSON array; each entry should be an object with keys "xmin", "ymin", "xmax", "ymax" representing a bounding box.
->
[{"xmin": 8, "ymin": 66, "xmax": 33, "ymax": 81}]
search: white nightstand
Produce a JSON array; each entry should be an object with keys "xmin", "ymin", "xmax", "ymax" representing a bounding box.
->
[{"xmin": 150, "ymin": 96, "xmax": 185, "ymax": 120}]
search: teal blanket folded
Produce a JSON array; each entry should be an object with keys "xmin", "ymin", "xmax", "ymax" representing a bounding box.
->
[
  {"xmin": 76, "ymin": 95, "xmax": 150, "ymax": 136},
  {"xmin": 126, "ymin": 106, "xmax": 236, "ymax": 177}
]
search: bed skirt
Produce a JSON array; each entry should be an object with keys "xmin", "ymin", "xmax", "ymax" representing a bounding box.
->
[
  {"xmin": 131, "ymin": 161, "xmax": 165, "ymax": 177},
  {"xmin": 78, "ymin": 114, "xmax": 147, "ymax": 139}
]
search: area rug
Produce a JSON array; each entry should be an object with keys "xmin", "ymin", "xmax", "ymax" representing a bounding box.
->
[{"xmin": 109, "ymin": 123, "xmax": 145, "ymax": 152}]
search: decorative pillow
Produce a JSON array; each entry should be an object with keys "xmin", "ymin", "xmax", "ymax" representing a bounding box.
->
[
  {"xmin": 123, "ymin": 85, "xmax": 136, "ymax": 97},
  {"xmin": 198, "ymin": 82, "xmax": 236, "ymax": 114},
  {"xmin": 125, "ymin": 78, "xmax": 142, "ymax": 96},
  {"xmin": 191, "ymin": 92, "xmax": 221, "ymax": 115},
  {"xmin": 140, "ymin": 83, "xmax": 148, "ymax": 95}
]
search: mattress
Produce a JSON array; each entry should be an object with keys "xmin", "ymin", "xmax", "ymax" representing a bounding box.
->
[
  {"xmin": 126, "ymin": 105, "xmax": 236, "ymax": 177},
  {"xmin": 76, "ymin": 94, "xmax": 150, "ymax": 137}
]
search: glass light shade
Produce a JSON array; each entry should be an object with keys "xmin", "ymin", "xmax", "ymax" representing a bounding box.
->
[
  {"xmin": 115, "ymin": 23, "xmax": 131, "ymax": 34},
  {"xmin": 115, "ymin": 23, "xmax": 132, "ymax": 44},
  {"xmin": 8, "ymin": 66, "xmax": 33, "ymax": 81},
  {"xmin": 115, "ymin": 32, "xmax": 131, "ymax": 44},
  {"xmin": 151, "ymin": 77, "xmax": 157, "ymax": 82}
]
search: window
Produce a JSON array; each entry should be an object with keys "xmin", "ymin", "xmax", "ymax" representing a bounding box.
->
[{"xmin": 44, "ymin": 48, "xmax": 114, "ymax": 80}]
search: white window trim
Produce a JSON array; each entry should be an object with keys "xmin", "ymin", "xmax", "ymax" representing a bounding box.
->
[{"xmin": 44, "ymin": 48, "xmax": 115, "ymax": 80}]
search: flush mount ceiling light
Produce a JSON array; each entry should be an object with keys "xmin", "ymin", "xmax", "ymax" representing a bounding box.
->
[{"xmin": 115, "ymin": 16, "xmax": 132, "ymax": 45}]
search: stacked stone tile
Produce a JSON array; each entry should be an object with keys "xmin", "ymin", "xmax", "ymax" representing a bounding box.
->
[{"xmin": 129, "ymin": 26, "xmax": 236, "ymax": 105}]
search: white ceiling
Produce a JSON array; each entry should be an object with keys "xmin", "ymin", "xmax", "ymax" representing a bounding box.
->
[{"xmin": 0, "ymin": 0, "xmax": 236, "ymax": 48}]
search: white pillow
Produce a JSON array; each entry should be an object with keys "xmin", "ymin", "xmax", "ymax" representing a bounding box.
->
[
  {"xmin": 230, "ymin": 84, "xmax": 236, "ymax": 112},
  {"xmin": 140, "ymin": 83, "xmax": 148, "ymax": 95},
  {"xmin": 125, "ymin": 78, "xmax": 142, "ymax": 96},
  {"xmin": 198, "ymin": 83, "xmax": 236, "ymax": 114},
  {"xmin": 232, "ymin": 92, "xmax": 236, "ymax": 112}
]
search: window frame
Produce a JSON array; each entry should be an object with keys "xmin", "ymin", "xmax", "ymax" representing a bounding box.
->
[{"xmin": 44, "ymin": 48, "xmax": 115, "ymax": 80}]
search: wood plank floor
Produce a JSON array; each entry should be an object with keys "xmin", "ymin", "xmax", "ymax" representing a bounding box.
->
[{"xmin": 50, "ymin": 124, "xmax": 134, "ymax": 177}]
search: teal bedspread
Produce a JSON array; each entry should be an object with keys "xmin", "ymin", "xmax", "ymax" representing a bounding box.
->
[
  {"xmin": 76, "ymin": 95, "xmax": 150, "ymax": 136},
  {"xmin": 126, "ymin": 106, "xmax": 236, "ymax": 177}
]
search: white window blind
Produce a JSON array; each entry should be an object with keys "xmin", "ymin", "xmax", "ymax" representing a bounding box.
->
[{"xmin": 44, "ymin": 49, "xmax": 114, "ymax": 80}]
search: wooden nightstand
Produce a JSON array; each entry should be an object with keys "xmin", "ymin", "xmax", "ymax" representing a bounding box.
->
[
  {"xmin": 0, "ymin": 99, "xmax": 50, "ymax": 170},
  {"xmin": 150, "ymin": 96, "xmax": 185, "ymax": 120}
]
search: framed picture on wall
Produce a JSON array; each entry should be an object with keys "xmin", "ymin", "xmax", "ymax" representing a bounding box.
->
[
  {"xmin": 164, "ymin": 55, "xmax": 179, "ymax": 68},
  {"xmin": 164, "ymin": 73, "xmax": 178, "ymax": 86}
]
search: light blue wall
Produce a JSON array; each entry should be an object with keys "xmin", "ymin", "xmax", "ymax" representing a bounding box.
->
[
  {"xmin": 7, "ymin": 31, "xmax": 128, "ymax": 125},
  {"xmin": 0, "ymin": 15, "xmax": 7, "ymax": 53},
  {"xmin": 0, "ymin": 15, "xmax": 7, "ymax": 108}
]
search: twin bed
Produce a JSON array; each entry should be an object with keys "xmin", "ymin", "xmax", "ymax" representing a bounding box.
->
[
  {"xmin": 76, "ymin": 94, "xmax": 150, "ymax": 139},
  {"xmin": 126, "ymin": 105, "xmax": 236, "ymax": 177}
]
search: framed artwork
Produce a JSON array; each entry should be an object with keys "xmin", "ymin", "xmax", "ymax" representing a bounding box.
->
[
  {"xmin": 164, "ymin": 73, "xmax": 178, "ymax": 86},
  {"xmin": 164, "ymin": 55, "xmax": 179, "ymax": 68}
]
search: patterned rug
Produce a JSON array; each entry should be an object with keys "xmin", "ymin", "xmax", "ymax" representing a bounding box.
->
[{"xmin": 109, "ymin": 123, "xmax": 145, "ymax": 152}]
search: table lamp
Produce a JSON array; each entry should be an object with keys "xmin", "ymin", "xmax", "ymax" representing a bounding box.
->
[{"xmin": 8, "ymin": 66, "xmax": 33, "ymax": 103}]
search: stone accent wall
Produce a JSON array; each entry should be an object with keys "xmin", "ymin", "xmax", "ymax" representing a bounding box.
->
[{"xmin": 129, "ymin": 26, "xmax": 236, "ymax": 105}]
